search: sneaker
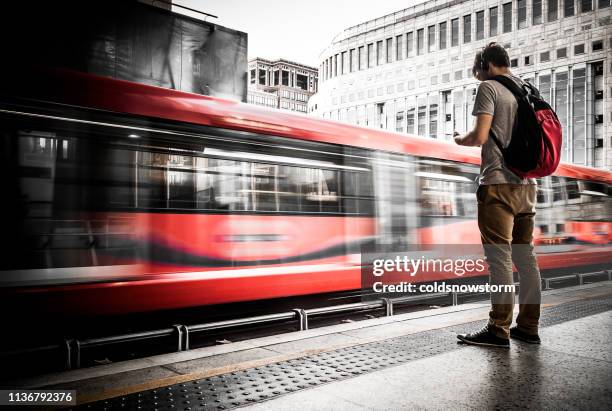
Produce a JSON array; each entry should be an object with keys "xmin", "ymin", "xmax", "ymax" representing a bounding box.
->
[
  {"xmin": 510, "ymin": 326, "xmax": 541, "ymax": 344},
  {"xmin": 457, "ymin": 325, "xmax": 510, "ymax": 348}
]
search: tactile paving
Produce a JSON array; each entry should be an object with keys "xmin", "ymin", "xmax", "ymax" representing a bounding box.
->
[{"xmin": 74, "ymin": 297, "xmax": 612, "ymax": 410}]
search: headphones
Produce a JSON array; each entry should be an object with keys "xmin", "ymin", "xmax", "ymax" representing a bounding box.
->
[{"xmin": 480, "ymin": 47, "xmax": 489, "ymax": 72}]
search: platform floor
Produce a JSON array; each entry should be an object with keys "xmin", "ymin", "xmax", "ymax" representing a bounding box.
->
[{"xmin": 11, "ymin": 282, "xmax": 612, "ymax": 410}]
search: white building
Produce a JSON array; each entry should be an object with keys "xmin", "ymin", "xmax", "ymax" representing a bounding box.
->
[
  {"xmin": 311, "ymin": 0, "xmax": 612, "ymax": 169},
  {"xmin": 248, "ymin": 58, "xmax": 318, "ymax": 113}
]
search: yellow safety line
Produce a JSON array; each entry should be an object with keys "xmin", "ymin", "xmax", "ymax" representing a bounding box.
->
[{"xmin": 76, "ymin": 345, "xmax": 349, "ymax": 405}]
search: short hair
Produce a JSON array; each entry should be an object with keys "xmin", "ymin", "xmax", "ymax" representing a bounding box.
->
[{"xmin": 480, "ymin": 42, "xmax": 510, "ymax": 70}]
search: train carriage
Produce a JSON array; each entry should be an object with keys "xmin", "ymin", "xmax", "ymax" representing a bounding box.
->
[{"xmin": 1, "ymin": 68, "xmax": 610, "ymax": 315}]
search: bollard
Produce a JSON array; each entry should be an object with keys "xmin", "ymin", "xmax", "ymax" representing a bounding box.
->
[
  {"xmin": 173, "ymin": 325, "xmax": 184, "ymax": 352},
  {"xmin": 181, "ymin": 325, "xmax": 190, "ymax": 351},
  {"xmin": 293, "ymin": 308, "xmax": 308, "ymax": 331},
  {"xmin": 382, "ymin": 298, "xmax": 394, "ymax": 316},
  {"xmin": 64, "ymin": 339, "xmax": 74, "ymax": 370}
]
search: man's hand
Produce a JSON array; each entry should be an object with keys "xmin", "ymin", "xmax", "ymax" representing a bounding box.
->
[
  {"xmin": 453, "ymin": 131, "xmax": 461, "ymax": 145},
  {"xmin": 454, "ymin": 114, "xmax": 493, "ymax": 147}
]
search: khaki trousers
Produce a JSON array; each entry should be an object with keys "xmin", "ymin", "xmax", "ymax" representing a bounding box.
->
[{"xmin": 477, "ymin": 184, "xmax": 541, "ymax": 338}]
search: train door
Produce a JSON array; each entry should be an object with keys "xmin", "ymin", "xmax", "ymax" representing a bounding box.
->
[{"xmin": 371, "ymin": 151, "xmax": 418, "ymax": 248}]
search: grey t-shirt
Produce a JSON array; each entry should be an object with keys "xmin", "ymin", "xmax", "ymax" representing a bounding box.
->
[{"xmin": 472, "ymin": 73, "xmax": 536, "ymax": 185}]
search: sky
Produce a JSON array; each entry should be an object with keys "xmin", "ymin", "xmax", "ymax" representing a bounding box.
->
[{"xmin": 176, "ymin": 0, "xmax": 421, "ymax": 67}]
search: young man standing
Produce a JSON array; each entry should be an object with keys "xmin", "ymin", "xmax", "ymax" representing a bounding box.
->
[{"xmin": 454, "ymin": 42, "xmax": 542, "ymax": 347}]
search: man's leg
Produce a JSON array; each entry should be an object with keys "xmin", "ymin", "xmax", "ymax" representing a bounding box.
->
[
  {"xmin": 457, "ymin": 185, "xmax": 515, "ymax": 347},
  {"xmin": 479, "ymin": 185, "xmax": 516, "ymax": 339},
  {"xmin": 511, "ymin": 186, "xmax": 541, "ymax": 335}
]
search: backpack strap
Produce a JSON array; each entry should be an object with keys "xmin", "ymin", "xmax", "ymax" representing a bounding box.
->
[
  {"xmin": 489, "ymin": 130, "xmax": 505, "ymax": 151},
  {"xmin": 488, "ymin": 75, "xmax": 528, "ymax": 100},
  {"xmin": 486, "ymin": 75, "xmax": 526, "ymax": 151}
]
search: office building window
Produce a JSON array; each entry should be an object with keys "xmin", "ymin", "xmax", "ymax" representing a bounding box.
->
[
  {"xmin": 451, "ymin": 18, "xmax": 459, "ymax": 46},
  {"xmin": 417, "ymin": 29, "xmax": 425, "ymax": 55},
  {"xmin": 581, "ymin": 0, "xmax": 592, "ymax": 12},
  {"xmin": 490, "ymin": 7, "xmax": 498, "ymax": 36},
  {"xmin": 503, "ymin": 3, "xmax": 512, "ymax": 33},
  {"xmin": 428, "ymin": 25, "xmax": 436, "ymax": 52},
  {"xmin": 548, "ymin": 0, "xmax": 558, "ymax": 21},
  {"xmin": 282, "ymin": 70, "xmax": 289, "ymax": 86},
  {"xmin": 406, "ymin": 108, "xmax": 415, "ymax": 134},
  {"xmin": 386, "ymin": 38, "xmax": 393, "ymax": 63},
  {"xmin": 376, "ymin": 40, "xmax": 383, "ymax": 65},
  {"xmin": 396, "ymin": 111, "xmax": 405, "ymax": 133},
  {"xmin": 555, "ymin": 72, "xmax": 568, "ymax": 162},
  {"xmin": 510, "ymin": 58, "xmax": 518, "ymax": 67},
  {"xmin": 557, "ymin": 47, "xmax": 567, "ymax": 58},
  {"xmin": 540, "ymin": 51, "xmax": 550, "ymax": 62},
  {"xmin": 592, "ymin": 40, "xmax": 603, "ymax": 51},
  {"xmin": 476, "ymin": 11, "xmax": 484, "ymax": 40},
  {"xmin": 296, "ymin": 75, "xmax": 308, "ymax": 90},
  {"xmin": 524, "ymin": 55, "xmax": 532, "ymax": 65},
  {"xmin": 358, "ymin": 46, "xmax": 365, "ymax": 70},
  {"xmin": 417, "ymin": 105, "xmax": 427, "ymax": 136},
  {"xmin": 572, "ymin": 68, "xmax": 586, "ymax": 164},
  {"xmin": 407, "ymin": 32, "xmax": 414, "ymax": 57},
  {"xmin": 429, "ymin": 104, "xmax": 438, "ymax": 138},
  {"xmin": 517, "ymin": 0, "xmax": 527, "ymax": 29},
  {"xmin": 455, "ymin": 70, "xmax": 463, "ymax": 80},
  {"xmin": 439, "ymin": 22, "xmax": 447, "ymax": 50},
  {"xmin": 349, "ymin": 49, "xmax": 355, "ymax": 72},
  {"xmin": 533, "ymin": 0, "xmax": 542, "ymax": 24},
  {"xmin": 574, "ymin": 44, "xmax": 585, "ymax": 54},
  {"xmin": 599, "ymin": 0, "xmax": 610, "ymax": 8},
  {"xmin": 368, "ymin": 43, "xmax": 374, "ymax": 68},
  {"xmin": 342, "ymin": 51, "xmax": 348, "ymax": 74},
  {"xmin": 250, "ymin": 69, "xmax": 256, "ymax": 84},
  {"xmin": 396, "ymin": 35, "xmax": 403, "ymax": 60},
  {"xmin": 539, "ymin": 74, "xmax": 551, "ymax": 102},
  {"xmin": 564, "ymin": 0, "xmax": 574, "ymax": 16},
  {"xmin": 334, "ymin": 55, "xmax": 338, "ymax": 76},
  {"xmin": 463, "ymin": 15, "xmax": 471, "ymax": 43}
]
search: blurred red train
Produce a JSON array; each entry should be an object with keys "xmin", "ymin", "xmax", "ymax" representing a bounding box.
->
[{"xmin": 1, "ymin": 69, "xmax": 610, "ymax": 315}]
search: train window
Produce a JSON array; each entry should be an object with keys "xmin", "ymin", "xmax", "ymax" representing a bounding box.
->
[
  {"xmin": 551, "ymin": 176, "xmax": 566, "ymax": 203},
  {"xmin": 135, "ymin": 150, "xmax": 357, "ymax": 214},
  {"xmin": 5, "ymin": 114, "xmax": 377, "ymax": 219},
  {"xmin": 536, "ymin": 177, "xmax": 553, "ymax": 207},
  {"xmin": 128, "ymin": 138, "xmax": 375, "ymax": 215},
  {"xmin": 416, "ymin": 158, "xmax": 479, "ymax": 218},
  {"xmin": 545, "ymin": 176, "xmax": 611, "ymax": 222}
]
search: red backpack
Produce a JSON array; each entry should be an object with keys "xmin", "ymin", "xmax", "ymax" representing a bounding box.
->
[{"xmin": 488, "ymin": 75, "xmax": 563, "ymax": 178}]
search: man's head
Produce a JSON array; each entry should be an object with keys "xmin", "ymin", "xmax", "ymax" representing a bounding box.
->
[{"xmin": 472, "ymin": 42, "xmax": 511, "ymax": 80}]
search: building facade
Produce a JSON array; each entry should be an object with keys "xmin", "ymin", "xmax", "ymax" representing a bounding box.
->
[
  {"xmin": 311, "ymin": 0, "xmax": 612, "ymax": 169},
  {"xmin": 247, "ymin": 58, "xmax": 318, "ymax": 113}
]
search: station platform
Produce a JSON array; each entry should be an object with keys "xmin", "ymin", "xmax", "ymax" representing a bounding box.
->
[{"xmin": 13, "ymin": 282, "xmax": 612, "ymax": 410}]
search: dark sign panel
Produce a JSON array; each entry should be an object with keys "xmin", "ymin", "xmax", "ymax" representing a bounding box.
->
[{"xmin": 1, "ymin": 0, "xmax": 247, "ymax": 101}]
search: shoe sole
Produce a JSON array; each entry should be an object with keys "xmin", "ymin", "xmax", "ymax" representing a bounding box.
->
[
  {"xmin": 510, "ymin": 335, "xmax": 541, "ymax": 344},
  {"xmin": 457, "ymin": 335, "xmax": 510, "ymax": 348}
]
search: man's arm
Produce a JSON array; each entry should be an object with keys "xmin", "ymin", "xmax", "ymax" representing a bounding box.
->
[{"xmin": 454, "ymin": 113, "xmax": 493, "ymax": 147}]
